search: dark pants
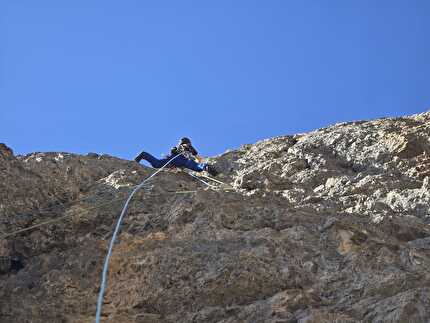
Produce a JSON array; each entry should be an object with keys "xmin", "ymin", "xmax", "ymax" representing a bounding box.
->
[{"xmin": 135, "ymin": 151, "xmax": 206, "ymax": 172}]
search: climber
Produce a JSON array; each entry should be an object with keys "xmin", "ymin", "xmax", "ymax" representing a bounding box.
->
[{"xmin": 134, "ymin": 137, "xmax": 219, "ymax": 176}]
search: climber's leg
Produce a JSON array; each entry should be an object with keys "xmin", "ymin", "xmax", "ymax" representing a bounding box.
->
[{"xmin": 134, "ymin": 151, "xmax": 167, "ymax": 168}]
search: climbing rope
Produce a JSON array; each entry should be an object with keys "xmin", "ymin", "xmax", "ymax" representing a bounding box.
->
[
  {"xmin": 0, "ymin": 167, "xmax": 217, "ymax": 240},
  {"xmin": 185, "ymin": 171, "xmax": 219, "ymax": 189},
  {"xmin": 1, "ymin": 164, "xmax": 187, "ymax": 238},
  {"xmin": 1, "ymin": 173, "xmax": 234, "ymax": 241},
  {"xmin": 1, "ymin": 153, "xmax": 234, "ymax": 323},
  {"xmin": 199, "ymin": 174, "xmax": 234, "ymax": 188},
  {"xmin": 185, "ymin": 171, "xmax": 236, "ymax": 192},
  {"xmin": 1, "ymin": 179, "xmax": 231, "ymax": 240},
  {"xmin": 95, "ymin": 153, "xmax": 184, "ymax": 323}
]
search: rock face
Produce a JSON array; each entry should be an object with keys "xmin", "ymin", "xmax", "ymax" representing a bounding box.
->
[{"xmin": 1, "ymin": 111, "xmax": 430, "ymax": 323}]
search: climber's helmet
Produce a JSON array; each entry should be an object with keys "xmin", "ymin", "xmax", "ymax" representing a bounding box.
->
[{"xmin": 180, "ymin": 137, "xmax": 192, "ymax": 145}]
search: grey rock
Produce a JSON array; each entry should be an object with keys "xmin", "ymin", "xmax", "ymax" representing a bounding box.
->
[{"xmin": 1, "ymin": 111, "xmax": 430, "ymax": 322}]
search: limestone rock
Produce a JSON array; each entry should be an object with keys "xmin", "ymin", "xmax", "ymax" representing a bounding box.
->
[{"xmin": 1, "ymin": 111, "xmax": 430, "ymax": 322}]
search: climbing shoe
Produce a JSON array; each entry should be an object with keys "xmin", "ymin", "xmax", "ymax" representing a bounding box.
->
[{"xmin": 134, "ymin": 152, "xmax": 145, "ymax": 163}]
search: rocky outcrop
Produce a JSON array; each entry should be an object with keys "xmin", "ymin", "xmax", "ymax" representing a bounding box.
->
[
  {"xmin": 216, "ymin": 112, "xmax": 430, "ymax": 222},
  {"xmin": 0, "ymin": 111, "xmax": 430, "ymax": 323}
]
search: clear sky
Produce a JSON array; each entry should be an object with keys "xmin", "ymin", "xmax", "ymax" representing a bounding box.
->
[{"xmin": 1, "ymin": 1, "xmax": 429, "ymax": 159}]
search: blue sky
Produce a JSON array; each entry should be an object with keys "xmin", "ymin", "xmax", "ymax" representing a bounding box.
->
[{"xmin": 1, "ymin": 1, "xmax": 429, "ymax": 159}]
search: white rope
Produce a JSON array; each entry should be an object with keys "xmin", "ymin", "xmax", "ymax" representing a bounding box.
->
[
  {"xmin": 95, "ymin": 153, "xmax": 182, "ymax": 323},
  {"xmin": 198, "ymin": 174, "xmax": 232, "ymax": 187},
  {"xmin": 185, "ymin": 171, "xmax": 219, "ymax": 189},
  {"xmin": 185, "ymin": 171, "xmax": 235, "ymax": 191}
]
